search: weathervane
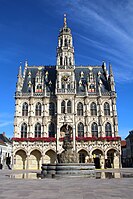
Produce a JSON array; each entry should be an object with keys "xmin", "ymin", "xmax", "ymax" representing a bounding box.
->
[{"xmin": 64, "ymin": 13, "xmax": 67, "ymax": 27}]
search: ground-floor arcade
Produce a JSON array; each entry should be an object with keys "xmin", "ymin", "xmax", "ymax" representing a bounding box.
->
[
  {"xmin": 13, "ymin": 141, "xmax": 121, "ymax": 170},
  {"xmin": 78, "ymin": 148, "xmax": 120, "ymax": 169}
]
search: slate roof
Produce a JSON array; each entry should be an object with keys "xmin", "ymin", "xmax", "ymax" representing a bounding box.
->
[
  {"xmin": 75, "ymin": 66, "xmax": 109, "ymax": 93},
  {"xmin": 125, "ymin": 130, "xmax": 133, "ymax": 139},
  {"xmin": 22, "ymin": 66, "xmax": 56, "ymax": 94},
  {"xmin": 22, "ymin": 65, "xmax": 110, "ymax": 94},
  {"xmin": 0, "ymin": 134, "xmax": 12, "ymax": 144}
]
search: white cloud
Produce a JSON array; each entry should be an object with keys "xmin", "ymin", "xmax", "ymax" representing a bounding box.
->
[{"xmin": 0, "ymin": 121, "xmax": 13, "ymax": 128}]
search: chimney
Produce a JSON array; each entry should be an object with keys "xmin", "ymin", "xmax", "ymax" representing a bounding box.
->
[{"xmin": 2, "ymin": 132, "xmax": 5, "ymax": 136}]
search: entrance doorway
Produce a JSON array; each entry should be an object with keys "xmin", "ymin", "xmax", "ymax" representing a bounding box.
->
[
  {"xmin": 78, "ymin": 150, "xmax": 88, "ymax": 163},
  {"xmin": 94, "ymin": 157, "xmax": 100, "ymax": 169},
  {"xmin": 92, "ymin": 149, "xmax": 103, "ymax": 169},
  {"xmin": 106, "ymin": 149, "xmax": 118, "ymax": 168}
]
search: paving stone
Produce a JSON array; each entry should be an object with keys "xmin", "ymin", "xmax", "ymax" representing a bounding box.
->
[{"xmin": 0, "ymin": 169, "xmax": 133, "ymax": 199}]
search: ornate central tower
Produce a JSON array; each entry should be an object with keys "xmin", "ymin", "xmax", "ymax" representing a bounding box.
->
[
  {"xmin": 55, "ymin": 15, "xmax": 76, "ymax": 152},
  {"xmin": 56, "ymin": 14, "xmax": 75, "ymax": 69}
]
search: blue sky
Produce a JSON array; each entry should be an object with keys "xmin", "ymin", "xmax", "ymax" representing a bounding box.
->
[{"xmin": 0, "ymin": 0, "xmax": 133, "ymax": 139}]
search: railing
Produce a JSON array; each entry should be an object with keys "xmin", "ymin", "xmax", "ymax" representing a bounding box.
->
[
  {"xmin": 57, "ymin": 65, "xmax": 74, "ymax": 70},
  {"xmin": 15, "ymin": 92, "xmax": 55, "ymax": 97},
  {"xmin": 57, "ymin": 88, "xmax": 75, "ymax": 94}
]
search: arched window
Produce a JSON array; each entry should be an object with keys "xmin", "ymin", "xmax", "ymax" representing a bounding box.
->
[
  {"xmin": 64, "ymin": 56, "xmax": 68, "ymax": 65},
  {"xmin": 49, "ymin": 102, "xmax": 55, "ymax": 116},
  {"xmin": 48, "ymin": 123, "xmax": 55, "ymax": 137},
  {"xmin": 104, "ymin": 102, "xmax": 110, "ymax": 116},
  {"xmin": 90, "ymin": 102, "xmax": 97, "ymax": 116},
  {"xmin": 61, "ymin": 100, "xmax": 65, "ymax": 113},
  {"xmin": 91, "ymin": 122, "xmax": 98, "ymax": 137},
  {"xmin": 64, "ymin": 38, "xmax": 67, "ymax": 47},
  {"xmin": 35, "ymin": 123, "xmax": 41, "ymax": 137},
  {"xmin": 67, "ymin": 100, "xmax": 71, "ymax": 113},
  {"xmin": 35, "ymin": 102, "xmax": 41, "ymax": 116},
  {"xmin": 62, "ymin": 83, "xmax": 65, "ymax": 89},
  {"xmin": 78, "ymin": 122, "xmax": 84, "ymax": 137},
  {"xmin": 69, "ymin": 57, "xmax": 72, "ymax": 65},
  {"xmin": 37, "ymin": 84, "xmax": 42, "ymax": 90},
  {"xmin": 22, "ymin": 102, "xmax": 28, "ymax": 116},
  {"xmin": 89, "ymin": 84, "xmax": 95, "ymax": 92},
  {"xmin": 105, "ymin": 123, "xmax": 112, "ymax": 137},
  {"xmin": 67, "ymin": 83, "xmax": 70, "ymax": 89},
  {"xmin": 77, "ymin": 102, "xmax": 83, "ymax": 116},
  {"xmin": 69, "ymin": 39, "xmax": 71, "ymax": 46},
  {"xmin": 21, "ymin": 123, "xmax": 27, "ymax": 138},
  {"xmin": 60, "ymin": 56, "xmax": 62, "ymax": 65}
]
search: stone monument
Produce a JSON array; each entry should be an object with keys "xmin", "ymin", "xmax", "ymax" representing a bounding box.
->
[{"xmin": 41, "ymin": 125, "xmax": 95, "ymax": 178}]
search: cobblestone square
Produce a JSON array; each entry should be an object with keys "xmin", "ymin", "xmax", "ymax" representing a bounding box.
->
[{"xmin": 0, "ymin": 169, "xmax": 133, "ymax": 199}]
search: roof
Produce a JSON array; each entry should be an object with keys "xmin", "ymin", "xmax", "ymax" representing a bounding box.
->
[
  {"xmin": 21, "ymin": 65, "xmax": 110, "ymax": 95},
  {"xmin": 0, "ymin": 140, "xmax": 6, "ymax": 146},
  {"xmin": 121, "ymin": 140, "xmax": 126, "ymax": 147},
  {"xmin": 75, "ymin": 66, "xmax": 110, "ymax": 94},
  {"xmin": 22, "ymin": 66, "xmax": 56, "ymax": 94},
  {"xmin": 0, "ymin": 134, "xmax": 12, "ymax": 144},
  {"xmin": 125, "ymin": 130, "xmax": 133, "ymax": 139}
]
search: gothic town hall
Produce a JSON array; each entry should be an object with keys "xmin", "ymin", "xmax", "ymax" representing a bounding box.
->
[{"xmin": 12, "ymin": 16, "xmax": 121, "ymax": 170}]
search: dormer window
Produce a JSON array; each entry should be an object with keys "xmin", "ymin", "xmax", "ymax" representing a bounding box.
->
[
  {"xmin": 36, "ymin": 84, "xmax": 42, "ymax": 92},
  {"xmin": 89, "ymin": 84, "xmax": 95, "ymax": 92}
]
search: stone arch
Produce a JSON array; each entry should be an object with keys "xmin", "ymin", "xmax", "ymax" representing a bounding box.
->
[
  {"xmin": 29, "ymin": 148, "xmax": 42, "ymax": 155},
  {"xmin": 102, "ymin": 120, "xmax": 113, "ymax": 127},
  {"xmin": 78, "ymin": 149, "xmax": 88, "ymax": 163},
  {"xmin": 14, "ymin": 149, "xmax": 27, "ymax": 170},
  {"xmin": 91, "ymin": 148, "xmax": 104, "ymax": 169},
  {"xmin": 14, "ymin": 147, "xmax": 28, "ymax": 155},
  {"xmin": 88, "ymin": 100, "xmax": 97, "ymax": 107},
  {"xmin": 44, "ymin": 149, "xmax": 56, "ymax": 164},
  {"xmin": 29, "ymin": 149, "xmax": 42, "ymax": 170},
  {"xmin": 90, "ymin": 148, "xmax": 104, "ymax": 156},
  {"xmin": 105, "ymin": 148, "xmax": 120, "ymax": 169},
  {"xmin": 18, "ymin": 121, "xmax": 28, "ymax": 129},
  {"xmin": 101, "ymin": 99, "xmax": 111, "ymax": 106}
]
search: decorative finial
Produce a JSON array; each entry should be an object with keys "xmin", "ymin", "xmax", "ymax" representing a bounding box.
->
[
  {"xmin": 18, "ymin": 63, "xmax": 22, "ymax": 77},
  {"xmin": 25, "ymin": 60, "xmax": 28, "ymax": 67},
  {"xmin": 109, "ymin": 63, "xmax": 113, "ymax": 76},
  {"xmin": 64, "ymin": 13, "xmax": 67, "ymax": 27}
]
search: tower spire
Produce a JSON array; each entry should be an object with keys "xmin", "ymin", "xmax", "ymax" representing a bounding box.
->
[
  {"xmin": 18, "ymin": 62, "xmax": 22, "ymax": 77},
  {"xmin": 64, "ymin": 13, "xmax": 67, "ymax": 27},
  {"xmin": 109, "ymin": 63, "xmax": 115, "ymax": 92}
]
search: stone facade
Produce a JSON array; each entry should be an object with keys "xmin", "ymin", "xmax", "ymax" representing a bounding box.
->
[
  {"xmin": 12, "ymin": 15, "xmax": 121, "ymax": 170},
  {"xmin": 125, "ymin": 130, "xmax": 133, "ymax": 167}
]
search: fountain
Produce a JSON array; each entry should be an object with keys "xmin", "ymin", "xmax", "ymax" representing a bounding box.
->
[{"xmin": 41, "ymin": 125, "xmax": 95, "ymax": 178}]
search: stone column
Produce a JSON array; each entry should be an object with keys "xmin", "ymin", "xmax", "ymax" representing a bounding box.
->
[
  {"xmin": 100, "ymin": 155, "xmax": 105, "ymax": 169},
  {"xmin": 26, "ymin": 155, "xmax": 30, "ymax": 170},
  {"xmin": 42, "ymin": 152, "xmax": 45, "ymax": 164},
  {"xmin": 12, "ymin": 152, "xmax": 15, "ymax": 170},
  {"xmin": 73, "ymin": 125, "xmax": 76, "ymax": 151},
  {"xmin": 56, "ymin": 126, "xmax": 60, "ymax": 153}
]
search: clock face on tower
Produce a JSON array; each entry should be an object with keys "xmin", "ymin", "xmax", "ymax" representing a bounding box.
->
[{"xmin": 62, "ymin": 75, "xmax": 69, "ymax": 82}]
